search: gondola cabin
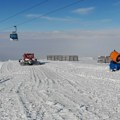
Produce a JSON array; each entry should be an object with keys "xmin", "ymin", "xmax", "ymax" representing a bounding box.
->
[
  {"xmin": 10, "ymin": 26, "xmax": 18, "ymax": 41},
  {"xmin": 10, "ymin": 32, "xmax": 18, "ymax": 41}
]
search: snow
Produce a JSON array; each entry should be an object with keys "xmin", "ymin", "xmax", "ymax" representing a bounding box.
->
[
  {"xmin": 0, "ymin": 62, "xmax": 3, "ymax": 69},
  {"xmin": 0, "ymin": 59, "xmax": 120, "ymax": 120}
]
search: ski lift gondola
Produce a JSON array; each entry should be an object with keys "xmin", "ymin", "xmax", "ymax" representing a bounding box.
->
[{"xmin": 10, "ymin": 26, "xmax": 18, "ymax": 41}]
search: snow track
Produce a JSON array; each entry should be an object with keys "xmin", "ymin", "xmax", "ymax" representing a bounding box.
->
[{"xmin": 0, "ymin": 60, "xmax": 120, "ymax": 120}]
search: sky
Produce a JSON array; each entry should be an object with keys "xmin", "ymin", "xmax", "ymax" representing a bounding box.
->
[{"xmin": 0, "ymin": 0, "xmax": 120, "ymax": 60}]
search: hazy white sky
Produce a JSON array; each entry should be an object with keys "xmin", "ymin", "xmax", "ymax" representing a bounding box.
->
[{"xmin": 0, "ymin": 29, "xmax": 120, "ymax": 60}]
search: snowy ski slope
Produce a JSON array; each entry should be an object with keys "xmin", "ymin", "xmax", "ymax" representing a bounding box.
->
[{"xmin": 0, "ymin": 60, "xmax": 120, "ymax": 120}]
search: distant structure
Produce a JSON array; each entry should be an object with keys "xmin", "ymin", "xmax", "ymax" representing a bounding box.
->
[
  {"xmin": 47, "ymin": 55, "xmax": 78, "ymax": 61},
  {"xmin": 97, "ymin": 56, "xmax": 110, "ymax": 63}
]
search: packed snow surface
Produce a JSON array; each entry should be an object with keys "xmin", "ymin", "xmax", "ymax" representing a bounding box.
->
[
  {"xmin": 0, "ymin": 62, "xmax": 3, "ymax": 69},
  {"xmin": 0, "ymin": 60, "xmax": 120, "ymax": 120}
]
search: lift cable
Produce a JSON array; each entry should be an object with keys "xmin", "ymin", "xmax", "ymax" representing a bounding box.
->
[
  {"xmin": 1, "ymin": 0, "xmax": 84, "ymax": 32},
  {"xmin": 0, "ymin": 0, "xmax": 48, "ymax": 24},
  {"xmin": 17, "ymin": 0, "xmax": 84, "ymax": 26}
]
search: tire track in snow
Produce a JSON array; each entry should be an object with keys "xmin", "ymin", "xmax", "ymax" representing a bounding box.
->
[
  {"xmin": 29, "ymin": 67, "xmax": 67, "ymax": 120},
  {"xmin": 0, "ymin": 78, "xmax": 11, "ymax": 84},
  {"xmin": 0, "ymin": 62, "xmax": 30, "ymax": 120},
  {"xmin": 16, "ymin": 79, "xmax": 40, "ymax": 120},
  {"xmin": 0, "ymin": 62, "xmax": 102, "ymax": 119},
  {"xmin": 1, "ymin": 61, "xmax": 120, "ymax": 119},
  {"xmin": 15, "ymin": 66, "xmax": 59, "ymax": 120},
  {"xmin": 43, "ymin": 62, "xmax": 120, "ymax": 119},
  {"xmin": 22, "ymin": 66, "xmax": 80, "ymax": 120},
  {"xmin": 37, "ymin": 66, "xmax": 92, "ymax": 120}
]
